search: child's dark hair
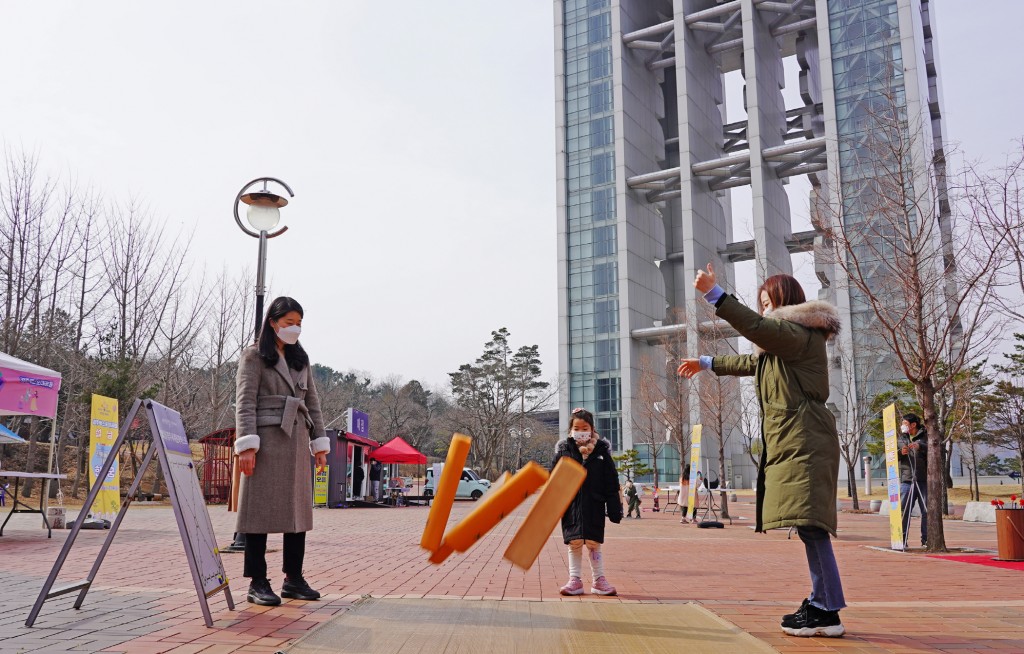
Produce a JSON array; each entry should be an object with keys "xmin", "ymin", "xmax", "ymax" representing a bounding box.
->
[
  {"xmin": 257, "ymin": 296, "xmax": 310, "ymax": 371},
  {"xmin": 568, "ymin": 407, "xmax": 595, "ymax": 431}
]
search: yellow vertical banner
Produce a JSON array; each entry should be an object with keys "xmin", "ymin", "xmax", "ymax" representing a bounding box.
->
[
  {"xmin": 882, "ymin": 403, "xmax": 904, "ymax": 550},
  {"xmin": 686, "ymin": 425, "xmax": 702, "ymax": 513},
  {"xmin": 313, "ymin": 465, "xmax": 329, "ymax": 506},
  {"xmin": 89, "ymin": 394, "xmax": 121, "ymax": 519}
]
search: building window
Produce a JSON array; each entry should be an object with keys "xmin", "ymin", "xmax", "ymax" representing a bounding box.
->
[
  {"xmin": 587, "ymin": 13, "xmax": 611, "ymax": 44},
  {"xmin": 596, "ymin": 378, "xmax": 620, "ymax": 413},
  {"xmin": 593, "ymin": 224, "xmax": 616, "ymax": 257},
  {"xmin": 591, "ymin": 152, "xmax": 614, "ymax": 185},
  {"xmin": 594, "ymin": 299, "xmax": 618, "ymax": 334},
  {"xmin": 597, "ymin": 415, "xmax": 620, "ymax": 451},
  {"xmin": 588, "ymin": 81, "xmax": 613, "ymax": 115},
  {"xmin": 595, "ymin": 339, "xmax": 618, "ymax": 371},
  {"xmin": 592, "ymin": 187, "xmax": 615, "ymax": 221},
  {"xmin": 588, "ymin": 47, "xmax": 612, "ymax": 80},
  {"xmin": 594, "ymin": 261, "xmax": 616, "ymax": 296}
]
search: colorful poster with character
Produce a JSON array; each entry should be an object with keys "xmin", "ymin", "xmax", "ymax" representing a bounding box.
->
[
  {"xmin": 89, "ymin": 394, "xmax": 121, "ymax": 519},
  {"xmin": 883, "ymin": 403, "xmax": 904, "ymax": 550}
]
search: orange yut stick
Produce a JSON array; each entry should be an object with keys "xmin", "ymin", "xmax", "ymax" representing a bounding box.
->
[
  {"xmin": 440, "ymin": 462, "xmax": 549, "ymax": 554},
  {"xmin": 420, "ymin": 433, "xmax": 472, "ymax": 552},
  {"xmin": 228, "ymin": 454, "xmax": 241, "ymax": 513},
  {"xmin": 504, "ymin": 457, "xmax": 586, "ymax": 570}
]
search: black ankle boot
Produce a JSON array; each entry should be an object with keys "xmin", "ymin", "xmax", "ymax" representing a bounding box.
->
[
  {"xmin": 247, "ymin": 578, "xmax": 281, "ymax": 606},
  {"xmin": 281, "ymin": 576, "xmax": 321, "ymax": 600}
]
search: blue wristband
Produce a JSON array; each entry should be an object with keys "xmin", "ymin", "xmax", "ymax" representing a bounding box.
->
[
  {"xmin": 703, "ymin": 285, "xmax": 725, "ymax": 304},
  {"xmin": 699, "ymin": 355, "xmax": 712, "ymax": 370}
]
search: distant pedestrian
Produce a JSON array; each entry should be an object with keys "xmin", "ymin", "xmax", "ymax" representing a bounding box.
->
[
  {"xmin": 678, "ymin": 464, "xmax": 691, "ymax": 523},
  {"xmin": 235, "ymin": 296, "xmax": 331, "ymax": 607},
  {"xmin": 553, "ymin": 407, "xmax": 622, "ymax": 597},
  {"xmin": 678, "ymin": 265, "xmax": 847, "ymax": 638},
  {"xmin": 625, "ymin": 480, "xmax": 641, "ymax": 519},
  {"xmin": 369, "ymin": 459, "xmax": 383, "ymax": 501},
  {"xmin": 898, "ymin": 413, "xmax": 928, "ymax": 547}
]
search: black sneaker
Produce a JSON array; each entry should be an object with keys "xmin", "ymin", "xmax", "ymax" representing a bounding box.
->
[
  {"xmin": 781, "ymin": 602, "xmax": 844, "ymax": 638},
  {"xmin": 781, "ymin": 598, "xmax": 810, "ymax": 628},
  {"xmin": 281, "ymin": 576, "xmax": 321, "ymax": 601},
  {"xmin": 247, "ymin": 578, "xmax": 281, "ymax": 606}
]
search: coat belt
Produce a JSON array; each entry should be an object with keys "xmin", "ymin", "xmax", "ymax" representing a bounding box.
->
[{"xmin": 255, "ymin": 395, "xmax": 313, "ymax": 432}]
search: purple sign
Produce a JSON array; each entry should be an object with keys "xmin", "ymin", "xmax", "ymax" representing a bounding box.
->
[
  {"xmin": 347, "ymin": 408, "xmax": 370, "ymax": 438},
  {"xmin": 150, "ymin": 402, "xmax": 192, "ymax": 457}
]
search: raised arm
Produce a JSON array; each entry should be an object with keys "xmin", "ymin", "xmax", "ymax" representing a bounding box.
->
[{"xmin": 714, "ymin": 295, "xmax": 811, "ymax": 360}]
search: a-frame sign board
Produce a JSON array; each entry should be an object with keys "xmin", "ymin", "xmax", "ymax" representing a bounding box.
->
[{"xmin": 26, "ymin": 398, "xmax": 234, "ymax": 628}]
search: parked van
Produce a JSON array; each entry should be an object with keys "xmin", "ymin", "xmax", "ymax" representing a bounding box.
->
[{"xmin": 423, "ymin": 467, "xmax": 490, "ymax": 500}]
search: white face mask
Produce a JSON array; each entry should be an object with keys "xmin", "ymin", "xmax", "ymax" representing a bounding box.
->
[
  {"xmin": 275, "ymin": 324, "xmax": 301, "ymax": 345},
  {"xmin": 571, "ymin": 431, "xmax": 592, "ymax": 443},
  {"xmin": 900, "ymin": 424, "xmax": 910, "ymax": 434}
]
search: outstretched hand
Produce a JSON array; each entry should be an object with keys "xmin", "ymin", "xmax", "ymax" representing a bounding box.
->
[
  {"xmin": 694, "ymin": 263, "xmax": 717, "ymax": 293},
  {"xmin": 677, "ymin": 359, "xmax": 702, "ymax": 379}
]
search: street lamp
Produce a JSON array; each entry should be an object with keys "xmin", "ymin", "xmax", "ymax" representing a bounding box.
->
[
  {"xmin": 233, "ymin": 177, "xmax": 294, "ymax": 341},
  {"xmin": 227, "ymin": 177, "xmax": 293, "ymax": 552},
  {"xmin": 508, "ymin": 427, "xmax": 533, "ymax": 470}
]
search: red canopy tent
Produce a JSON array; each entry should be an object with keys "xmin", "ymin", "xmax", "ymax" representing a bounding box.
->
[
  {"xmin": 369, "ymin": 437, "xmax": 428, "ymax": 500},
  {"xmin": 369, "ymin": 436, "xmax": 427, "ymax": 464}
]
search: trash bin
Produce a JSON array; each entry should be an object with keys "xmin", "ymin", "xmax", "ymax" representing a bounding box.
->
[{"xmin": 995, "ymin": 509, "xmax": 1024, "ymax": 561}]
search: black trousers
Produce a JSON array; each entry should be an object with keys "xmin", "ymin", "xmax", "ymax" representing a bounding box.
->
[{"xmin": 243, "ymin": 532, "xmax": 306, "ymax": 580}]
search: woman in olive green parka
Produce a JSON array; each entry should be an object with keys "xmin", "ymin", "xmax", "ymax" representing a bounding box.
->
[{"xmin": 678, "ymin": 265, "xmax": 847, "ymax": 639}]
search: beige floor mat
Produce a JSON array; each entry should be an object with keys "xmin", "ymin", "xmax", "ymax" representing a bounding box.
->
[{"xmin": 284, "ymin": 598, "xmax": 774, "ymax": 653}]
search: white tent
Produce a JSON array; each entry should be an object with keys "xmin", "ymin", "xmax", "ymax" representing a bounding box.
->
[{"xmin": 0, "ymin": 352, "xmax": 63, "ymax": 508}]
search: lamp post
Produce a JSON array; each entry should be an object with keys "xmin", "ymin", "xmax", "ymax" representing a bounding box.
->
[
  {"xmin": 508, "ymin": 427, "xmax": 533, "ymax": 471},
  {"xmin": 226, "ymin": 177, "xmax": 293, "ymax": 552},
  {"xmin": 233, "ymin": 177, "xmax": 294, "ymax": 341}
]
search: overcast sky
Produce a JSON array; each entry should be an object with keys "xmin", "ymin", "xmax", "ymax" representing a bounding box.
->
[{"xmin": 3, "ymin": 1, "xmax": 1022, "ymax": 390}]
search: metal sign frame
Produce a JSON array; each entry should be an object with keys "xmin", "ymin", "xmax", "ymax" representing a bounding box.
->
[{"xmin": 26, "ymin": 398, "xmax": 234, "ymax": 627}]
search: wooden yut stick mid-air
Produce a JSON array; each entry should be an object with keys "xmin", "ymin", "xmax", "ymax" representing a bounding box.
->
[
  {"xmin": 420, "ymin": 433, "xmax": 471, "ymax": 553},
  {"xmin": 428, "ymin": 462, "xmax": 549, "ymax": 564},
  {"xmin": 504, "ymin": 457, "xmax": 586, "ymax": 570}
]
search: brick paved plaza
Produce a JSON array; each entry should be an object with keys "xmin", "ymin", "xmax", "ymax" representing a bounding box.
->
[{"xmin": 1, "ymin": 497, "xmax": 1022, "ymax": 653}]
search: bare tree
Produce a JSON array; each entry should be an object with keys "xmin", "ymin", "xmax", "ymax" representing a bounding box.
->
[
  {"xmin": 833, "ymin": 340, "xmax": 882, "ymax": 510},
  {"xmin": 963, "ymin": 142, "xmax": 1024, "ymax": 321},
  {"xmin": 813, "ymin": 82, "xmax": 1009, "ymax": 551},
  {"xmin": 630, "ymin": 353, "xmax": 668, "ymax": 489}
]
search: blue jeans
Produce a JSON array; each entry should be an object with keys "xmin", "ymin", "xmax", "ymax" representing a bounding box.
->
[
  {"xmin": 797, "ymin": 527, "xmax": 846, "ymax": 612},
  {"xmin": 900, "ymin": 481, "xmax": 927, "ymax": 545}
]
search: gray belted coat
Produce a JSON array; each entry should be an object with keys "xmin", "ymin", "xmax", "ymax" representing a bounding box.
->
[{"xmin": 234, "ymin": 345, "xmax": 329, "ymax": 534}]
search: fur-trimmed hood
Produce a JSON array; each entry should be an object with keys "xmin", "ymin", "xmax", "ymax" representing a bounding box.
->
[
  {"xmin": 752, "ymin": 300, "xmax": 841, "ymax": 355},
  {"xmin": 766, "ymin": 300, "xmax": 841, "ymax": 336}
]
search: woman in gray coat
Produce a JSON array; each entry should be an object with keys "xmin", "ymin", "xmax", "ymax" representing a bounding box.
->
[{"xmin": 235, "ymin": 296, "xmax": 330, "ymax": 606}]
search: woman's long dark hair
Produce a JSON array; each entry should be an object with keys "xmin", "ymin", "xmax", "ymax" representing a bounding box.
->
[{"xmin": 257, "ymin": 296, "xmax": 310, "ymax": 371}]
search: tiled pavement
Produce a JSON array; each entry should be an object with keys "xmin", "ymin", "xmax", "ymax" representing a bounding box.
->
[{"xmin": 0, "ymin": 496, "xmax": 1021, "ymax": 653}]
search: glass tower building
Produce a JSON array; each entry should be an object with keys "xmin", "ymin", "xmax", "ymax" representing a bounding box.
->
[{"xmin": 554, "ymin": 0, "xmax": 948, "ymax": 485}]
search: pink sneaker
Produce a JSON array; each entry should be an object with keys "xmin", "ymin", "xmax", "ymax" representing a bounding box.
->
[
  {"xmin": 559, "ymin": 577, "xmax": 584, "ymax": 596},
  {"xmin": 591, "ymin": 576, "xmax": 617, "ymax": 596}
]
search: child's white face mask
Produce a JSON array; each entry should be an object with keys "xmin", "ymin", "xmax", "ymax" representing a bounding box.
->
[{"xmin": 571, "ymin": 431, "xmax": 593, "ymax": 443}]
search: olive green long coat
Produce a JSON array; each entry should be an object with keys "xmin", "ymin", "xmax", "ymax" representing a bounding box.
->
[
  {"xmin": 234, "ymin": 346, "xmax": 329, "ymax": 534},
  {"xmin": 710, "ymin": 295, "xmax": 841, "ymax": 535}
]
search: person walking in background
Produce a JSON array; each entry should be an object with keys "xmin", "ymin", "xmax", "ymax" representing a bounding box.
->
[
  {"xmin": 554, "ymin": 407, "xmax": 622, "ymax": 596},
  {"xmin": 369, "ymin": 458, "xmax": 383, "ymax": 502},
  {"xmin": 898, "ymin": 413, "xmax": 928, "ymax": 547},
  {"xmin": 625, "ymin": 479, "xmax": 641, "ymax": 519},
  {"xmin": 677, "ymin": 265, "xmax": 847, "ymax": 638},
  {"xmin": 235, "ymin": 296, "xmax": 331, "ymax": 607},
  {"xmin": 678, "ymin": 464, "xmax": 691, "ymax": 523}
]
